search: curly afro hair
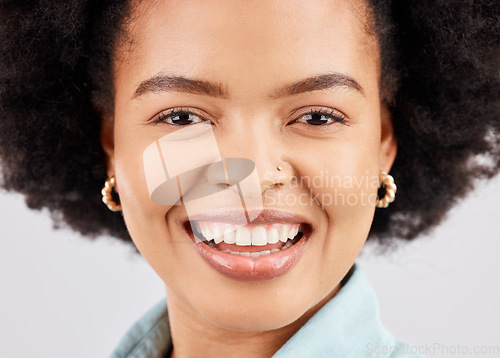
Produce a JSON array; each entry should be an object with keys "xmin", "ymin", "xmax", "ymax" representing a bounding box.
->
[{"xmin": 0, "ymin": 0, "xmax": 499, "ymax": 246}]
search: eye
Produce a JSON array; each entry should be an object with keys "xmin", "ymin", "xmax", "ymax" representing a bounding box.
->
[
  {"xmin": 292, "ymin": 108, "xmax": 349, "ymax": 127},
  {"xmin": 153, "ymin": 108, "xmax": 210, "ymax": 126}
]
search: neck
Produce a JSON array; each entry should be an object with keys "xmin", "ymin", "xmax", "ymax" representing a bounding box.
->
[{"xmin": 166, "ymin": 284, "xmax": 341, "ymax": 358}]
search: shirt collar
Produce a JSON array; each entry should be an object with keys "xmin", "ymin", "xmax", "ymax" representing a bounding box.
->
[
  {"xmin": 272, "ymin": 262, "xmax": 397, "ymax": 357},
  {"xmin": 109, "ymin": 262, "xmax": 396, "ymax": 358}
]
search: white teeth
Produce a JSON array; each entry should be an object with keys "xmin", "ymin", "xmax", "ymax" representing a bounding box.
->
[
  {"xmin": 214, "ymin": 236, "xmax": 224, "ymax": 244},
  {"xmin": 235, "ymin": 227, "xmax": 252, "ymax": 246},
  {"xmin": 268, "ymin": 228, "xmax": 279, "ymax": 244},
  {"xmin": 202, "ymin": 228, "xmax": 213, "ymax": 241},
  {"xmin": 225, "ymin": 249, "xmax": 276, "ymax": 257},
  {"xmin": 213, "ymin": 226, "xmax": 223, "ymax": 244},
  {"xmin": 223, "ymin": 228, "xmax": 235, "ymax": 244},
  {"xmin": 223, "ymin": 242, "xmax": 294, "ymax": 257},
  {"xmin": 279, "ymin": 224, "xmax": 290, "ymax": 243},
  {"xmin": 288, "ymin": 225, "xmax": 299, "ymax": 240},
  {"xmin": 194, "ymin": 222, "xmax": 302, "ymax": 246},
  {"xmin": 251, "ymin": 226, "xmax": 268, "ymax": 246},
  {"xmin": 227, "ymin": 242, "xmax": 294, "ymax": 257}
]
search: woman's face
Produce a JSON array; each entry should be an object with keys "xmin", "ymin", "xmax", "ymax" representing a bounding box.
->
[{"xmin": 102, "ymin": 0, "xmax": 396, "ymax": 332}]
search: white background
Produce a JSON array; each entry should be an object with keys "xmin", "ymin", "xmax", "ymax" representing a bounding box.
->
[{"xmin": 0, "ymin": 175, "xmax": 499, "ymax": 358}]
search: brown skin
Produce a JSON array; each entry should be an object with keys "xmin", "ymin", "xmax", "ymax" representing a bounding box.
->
[{"xmin": 100, "ymin": 0, "xmax": 397, "ymax": 357}]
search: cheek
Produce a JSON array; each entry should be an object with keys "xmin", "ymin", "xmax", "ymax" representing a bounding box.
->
[
  {"xmin": 329, "ymin": 137, "xmax": 379, "ymax": 254},
  {"xmin": 112, "ymin": 122, "xmax": 173, "ymax": 253},
  {"xmin": 291, "ymin": 119, "xmax": 380, "ymax": 258},
  {"xmin": 112, "ymin": 121, "xmax": 211, "ymax": 292}
]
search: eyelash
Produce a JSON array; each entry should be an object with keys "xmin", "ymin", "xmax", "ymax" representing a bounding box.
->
[
  {"xmin": 290, "ymin": 108, "xmax": 349, "ymax": 127},
  {"xmin": 153, "ymin": 107, "xmax": 208, "ymax": 126},
  {"xmin": 152, "ymin": 107, "xmax": 349, "ymax": 127}
]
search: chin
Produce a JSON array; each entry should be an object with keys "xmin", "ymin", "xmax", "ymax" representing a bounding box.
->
[{"xmin": 195, "ymin": 292, "xmax": 314, "ymax": 332}]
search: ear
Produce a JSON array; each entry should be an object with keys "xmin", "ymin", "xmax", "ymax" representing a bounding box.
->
[
  {"xmin": 379, "ymin": 104, "xmax": 397, "ymax": 173},
  {"xmin": 100, "ymin": 117, "xmax": 116, "ymax": 187}
]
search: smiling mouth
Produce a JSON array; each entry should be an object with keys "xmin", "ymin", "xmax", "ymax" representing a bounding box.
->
[
  {"xmin": 186, "ymin": 221, "xmax": 306, "ymax": 257},
  {"xmin": 178, "ymin": 208, "xmax": 314, "ymax": 281}
]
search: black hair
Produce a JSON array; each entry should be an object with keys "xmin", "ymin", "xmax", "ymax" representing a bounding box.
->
[{"xmin": 0, "ymin": 0, "xmax": 498, "ymax": 246}]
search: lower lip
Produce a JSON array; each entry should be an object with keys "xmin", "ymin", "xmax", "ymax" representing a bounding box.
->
[{"xmin": 183, "ymin": 225, "xmax": 311, "ymax": 281}]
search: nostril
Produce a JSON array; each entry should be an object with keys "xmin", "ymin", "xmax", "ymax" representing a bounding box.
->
[
  {"xmin": 225, "ymin": 158, "xmax": 255, "ymax": 185},
  {"xmin": 205, "ymin": 160, "xmax": 228, "ymax": 186},
  {"xmin": 206, "ymin": 158, "xmax": 256, "ymax": 187}
]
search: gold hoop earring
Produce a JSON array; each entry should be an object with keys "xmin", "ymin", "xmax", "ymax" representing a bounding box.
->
[
  {"xmin": 376, "ymin": 171, "xmax": 397, "ymax": 208},
  {"xmin": 102, "ymin": 176, "xmax": 122, "ymax": 212}
]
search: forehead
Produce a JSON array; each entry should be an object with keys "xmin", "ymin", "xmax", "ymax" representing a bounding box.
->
[{"xmin": 115, "ymin": 0, "xmax": 379, "ymax": 100}]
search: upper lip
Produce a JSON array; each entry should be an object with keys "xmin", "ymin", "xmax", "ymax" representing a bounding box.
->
[{"xmin": 179, "ymin": 207, "xmax": 313, "ymax": 227}]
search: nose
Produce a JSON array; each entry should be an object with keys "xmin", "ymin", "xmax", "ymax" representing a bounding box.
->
[
  {"xmin": 205, "ymin": 158, "xmax": 292, "ymax": 192},
  {"xmin": 205, "ymin": 124, "xmax": 294, "ymax": 195}
]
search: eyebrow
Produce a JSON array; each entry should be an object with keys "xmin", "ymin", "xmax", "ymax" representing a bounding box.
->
[
  {"xmin": 132, "ymin": 73, "xmax": 364, "ymax": 99},
  {"xmin": 133, "ymin": 75, "xmax": 228, "ymax": 99},
  {"xmin": 272, "ymin": 73, "xmax": 364, "ymax": 98}
]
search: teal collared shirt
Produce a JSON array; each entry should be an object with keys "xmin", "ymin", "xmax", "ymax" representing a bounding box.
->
[{"xmin": 109, "ymin": 263, "xmax": 424, "ymax": 358}]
